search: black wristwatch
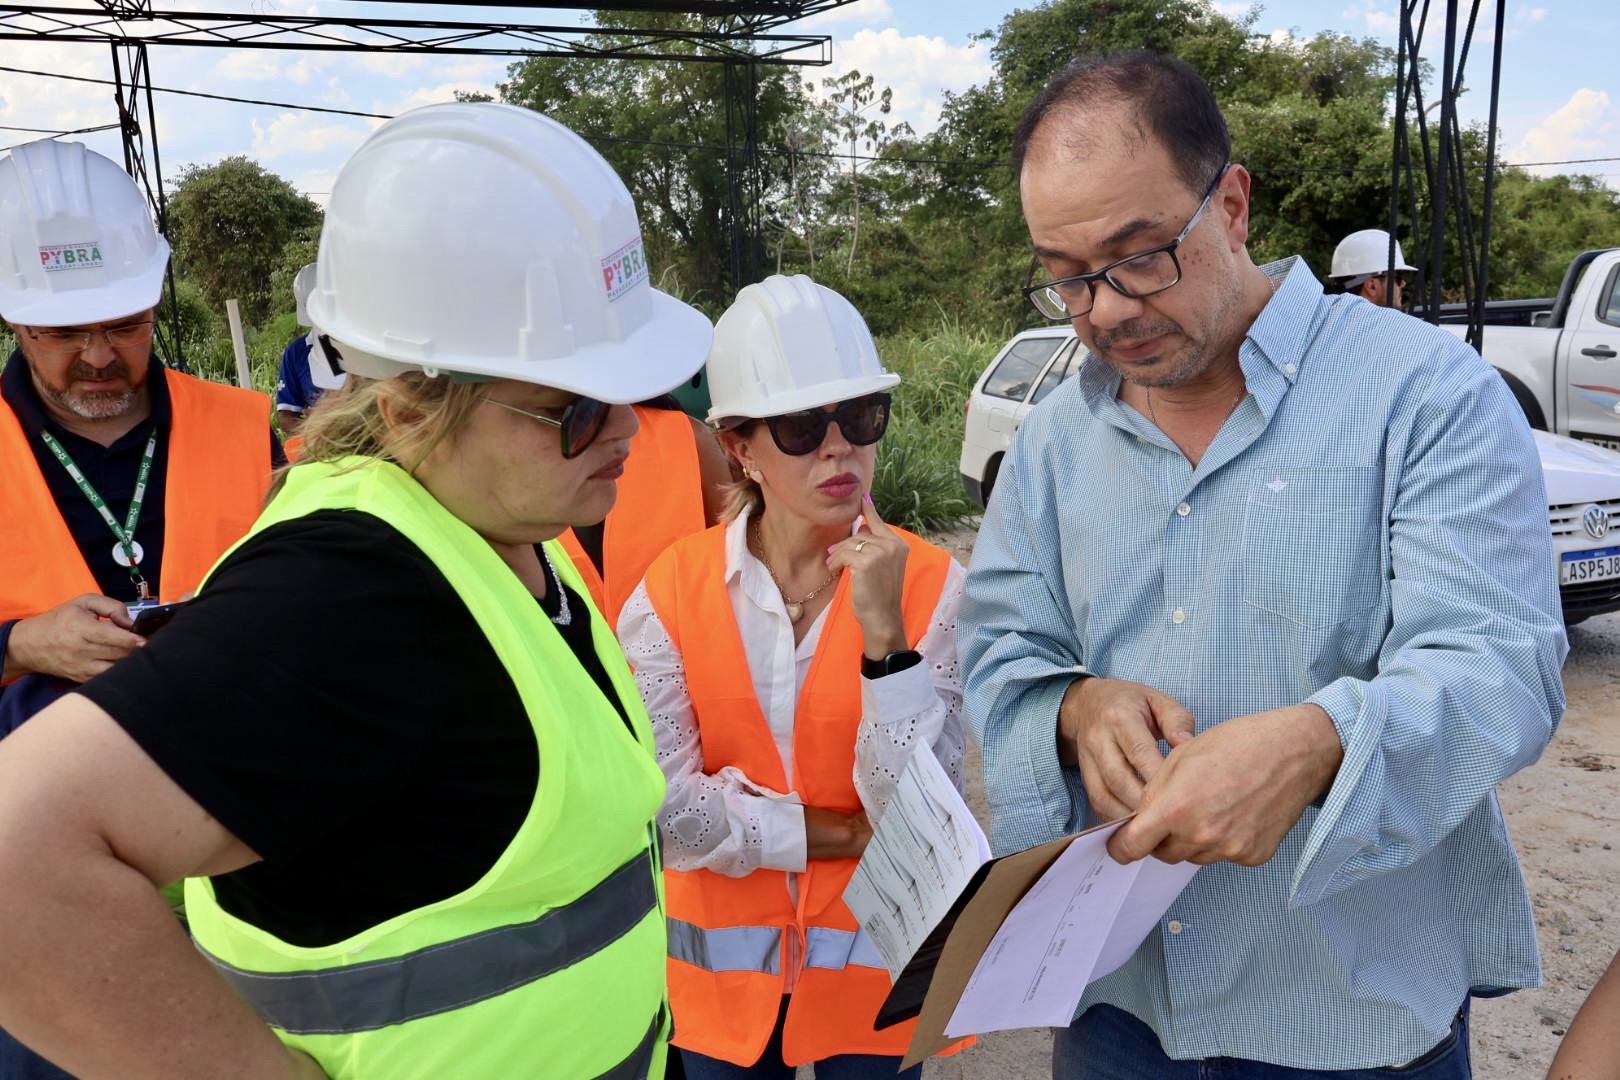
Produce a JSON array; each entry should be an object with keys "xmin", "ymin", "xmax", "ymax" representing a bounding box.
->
[{"xmin": 861, "ymin": 649, "xmax": 923, "ymax": 680}]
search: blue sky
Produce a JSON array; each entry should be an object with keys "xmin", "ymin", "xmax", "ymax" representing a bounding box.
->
[{"xmin": 0, "ymin": 0, "xmax": 1614, "ymax": 202}]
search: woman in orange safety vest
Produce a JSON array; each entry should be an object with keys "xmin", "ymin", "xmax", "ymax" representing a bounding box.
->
[{"xmin": 618, "ymin": 275, "xmax": 969, "ymax": 1079}]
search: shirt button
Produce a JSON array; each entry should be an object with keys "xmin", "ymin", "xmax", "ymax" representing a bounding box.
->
[
  {"xmin": 1168, "ymin": 920, "xmax": 1184, "ymax": 935},
  {"xmin": 1175, "ymin": 502, "xmax": 1191, "ymax": 517},
  {"xmin": 1171, "ymin": 608, "xmax": 1187, "ymax": 625},
  {"xmin": 1283, "ymin": 362, "xmax": 1298, "ymax": 375}
]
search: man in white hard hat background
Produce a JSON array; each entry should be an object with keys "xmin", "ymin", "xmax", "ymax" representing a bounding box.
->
[
  {"xmin": 1329, "ymin": 227, "xmax": 1416, "ymax": 308},
  {"xmin": 273, "ymin": 261, "xmax": 346, "ymax": 445}
]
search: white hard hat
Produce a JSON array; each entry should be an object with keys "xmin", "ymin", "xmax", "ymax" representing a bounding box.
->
[
  {"xmin": 1330, "ymin": 228, "xmax": 1416, "ymax": 280},
  {"xmin": 706, "ymin": 274, "xmax": 899, "ymax": 426},
  {"xmin": 0, "ymin": 139, "xmax": 170, "ymax": 327},
  {"xmin": 307, "ymin": 102, "xmax": 710, "ymax": 403},
  {"xmin": 292, "ymin": 262, "xmax": 317, "ymax": 327}
]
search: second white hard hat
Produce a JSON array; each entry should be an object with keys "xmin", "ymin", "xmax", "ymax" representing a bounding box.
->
[
  {"xmin": 307, "ymin": 102, "xmax": 711, "ymax": 403},
  {"xmin": 292, "ymin": 262, "xmax": 317, "ymax": 327},
  {"xmin": 0, "ymin": 139, "xmax": 170, "ymax": 327},
  {"xmin": 706, "ymin": 274, "xmax": 899, "ymax": 426},
  {"xmin": 1330, "ymin": 228, "xmax": 1416, "ymax": 280}
]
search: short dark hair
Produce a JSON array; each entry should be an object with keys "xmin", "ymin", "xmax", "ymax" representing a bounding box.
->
[{"xmin": 1012, "ymin": 50, "xmax": 1231, "ymax": 196}]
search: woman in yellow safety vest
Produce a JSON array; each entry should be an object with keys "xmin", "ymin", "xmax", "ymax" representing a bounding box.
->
[
  {"xmin": 618, "ymin": 275, "xmax": 970, "ymax": 1079},
  {"xmin": 0, "ymin": 102, "xmax": 710, "ymax": 1079}
]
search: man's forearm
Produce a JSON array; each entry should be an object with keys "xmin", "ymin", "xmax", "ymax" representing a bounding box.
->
[{"xmin": 0, "ymin": 841, "xmax": 306, "ymax": 1078}]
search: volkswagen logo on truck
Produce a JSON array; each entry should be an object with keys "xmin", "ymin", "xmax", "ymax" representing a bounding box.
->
[{"xmin": 1585, "ymin": 505, "xmax": 1612, "ymax": 541}]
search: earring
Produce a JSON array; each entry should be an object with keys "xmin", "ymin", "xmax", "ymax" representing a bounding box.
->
[{"xmin": 749, "ymin": 469, "xmax": 763, "ymax": 483}]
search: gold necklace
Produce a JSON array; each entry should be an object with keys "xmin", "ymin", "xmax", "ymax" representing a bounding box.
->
[
  {"xmin": 1145, "ymin": 384, "xmax": 1246, "ymax": 428},
  {"xmin": 751, "ymin": 519, "xmax": 839, "ymax": 623}
]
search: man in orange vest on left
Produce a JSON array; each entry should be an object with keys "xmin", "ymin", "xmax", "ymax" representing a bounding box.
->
[
  {"xmin": 0, "ymin": 135, "xmax": 276, "ymax": 1080},
  {"xmin": 0, "ymin": 140, "xmax": 277, "ymax": 754}
]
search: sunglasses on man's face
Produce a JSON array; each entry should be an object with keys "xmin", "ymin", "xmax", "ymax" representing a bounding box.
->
[{"xmin": 763, "ymin": 393, "xmax": 891, "ymax": 456}]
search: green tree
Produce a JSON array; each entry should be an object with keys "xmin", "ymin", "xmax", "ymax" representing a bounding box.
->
[
  {"xmin": 494, "ymin": 12, "xmax": 804, "ymax": 310},
  {"xmin": 166, "ymin": 157, "xmax": 321, "ymax": 325},
  {"xmin": 822, "ymin": 70, "xmax": 911, "ymax": 274}
]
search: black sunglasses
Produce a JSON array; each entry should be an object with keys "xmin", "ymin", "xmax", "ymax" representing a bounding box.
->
[
  {"xmin": 484, "ymin": 394, "xmax": 611, "ymax": 459},
  {"xmin": 763, "ymin": 393, "xmax": 891, "ymax": 456}
]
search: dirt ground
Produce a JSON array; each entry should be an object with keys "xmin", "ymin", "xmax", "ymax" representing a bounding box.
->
[{"xmin": 907, "ymin": 530, "xmax": 1620, "ymax": 1079}]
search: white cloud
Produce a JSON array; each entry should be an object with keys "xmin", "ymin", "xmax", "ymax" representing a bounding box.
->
[
  {"xmin": 1520, "ymin": 7, "xmax": 1548, "ymax": 24},
  {"xmin": 250, "ymin": 111, "xmax": 371, "ymax": 161},
  {"xmin": 797, "ymin": 0, "xmax": 894, "ymax": 31},
  {"xmin": 0, "ymin": 42, "xmax": 119, "ymax": 146},
  {"xmin": 1338, "ymin": 0, "xmax": 1397, "ymax": 34},
  {"xmin": 291, "ymin": 167, "xmax": 337, "ymax": 208},
  {"xmin": 819, "ymin": 28, "xmax": 992, "ymax": 136},
  {"xmin": 1213, "ymin": 2, "xmax": 1254, "ymax": 16},
  {"xmin": 211, "ymin": 52, "xmax": 288, "ymax": 83},
  {"xmin": 1512, "ymin": 89, "xmax": 1617, "ymax": 176}
]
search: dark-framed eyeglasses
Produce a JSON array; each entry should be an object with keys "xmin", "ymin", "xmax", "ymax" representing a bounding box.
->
[
  {"xmin": 484, "ymin": 394, "xmax": 612, "ymax": 459},
  {"xmin": 1022, "ymin": 163, "xmax": 1230, "ymax": 322},
  {"xmin": 763, "ymin": 393, "xmax": 891, "ymax": 456},
  {"xmin": 25, "ymin": 319, "xmax": 155, "ymax": 354}
]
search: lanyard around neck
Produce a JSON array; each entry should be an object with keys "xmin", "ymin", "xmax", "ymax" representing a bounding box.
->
[{"xmin": 40, "ymin": 428, "xmax": 157, "ymax": 600}]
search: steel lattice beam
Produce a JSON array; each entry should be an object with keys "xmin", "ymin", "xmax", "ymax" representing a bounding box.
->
[
  {"xmin": 1391, "ymin": 0, "xmax": 1505, "ymax": 350},
  {"xmin": 10, "ymin": 0, "xmax": 851, "ymax": 336},
  {"xmin": 0, "ymin": 5, "xmax": 833, "ymax": 64}
]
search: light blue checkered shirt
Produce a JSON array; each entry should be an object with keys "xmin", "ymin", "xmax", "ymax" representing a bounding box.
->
[{"xmin": 959, "ymin": 257, "xmax": 1569, "ymax": 1070}]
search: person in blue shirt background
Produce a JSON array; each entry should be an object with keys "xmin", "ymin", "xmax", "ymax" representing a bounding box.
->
[
  {"xmin": 275, "ymin": 262, "xmax": 345, "ymax": 440},
  {"xmin": 961, "ymin": 50, "xmax": 1567, "ymax": 1078}
]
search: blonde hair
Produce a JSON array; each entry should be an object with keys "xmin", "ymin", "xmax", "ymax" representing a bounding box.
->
[
  {"xmin": 268, "ymin": 371, "xmax": 485, "ymax": 501},
  {"xmin": 716, "ymin": 421, "xmax": 764, "ymax": 522}
]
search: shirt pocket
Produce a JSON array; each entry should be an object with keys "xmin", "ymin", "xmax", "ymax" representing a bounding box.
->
[{"xmin": 1241, "ymin": 466, "xmax": 1383, "ymax": 631}]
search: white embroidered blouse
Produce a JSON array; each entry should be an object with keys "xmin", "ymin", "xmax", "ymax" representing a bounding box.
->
[{"xmin": 616, "ymin": 505, "xmax": 967, "ymax": 880}]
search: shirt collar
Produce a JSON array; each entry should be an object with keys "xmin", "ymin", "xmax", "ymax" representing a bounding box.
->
[{"xmin": 0, "ymin": 349, "xmax": 170, "ymax": 436}]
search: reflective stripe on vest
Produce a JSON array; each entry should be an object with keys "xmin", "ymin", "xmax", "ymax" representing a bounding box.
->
[
  {"xmin": 601, "ymin": 1004, "xmax": 668, "ymax": 1080},
  {"xmin": 804, "ymin": 927, "xmax": 887, "ymax": 972},
  {"xmin": 668, "ymin": 920, "xmax": 781, "ymax": 975},
  {"xmin": 201, "ymin": 851, "xmax": 656, "ymax": 1036},
  {"xmin": 667, "ymin": 920, "xmax": 884, "ymax": 974}
]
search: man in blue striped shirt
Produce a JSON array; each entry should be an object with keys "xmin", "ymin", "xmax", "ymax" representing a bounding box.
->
[{"xmin": 960, "ymin": 51, "xmax": 1568, "ymax": 1078}]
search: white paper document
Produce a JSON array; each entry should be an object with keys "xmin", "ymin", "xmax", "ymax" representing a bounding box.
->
[
  {"xmin": 844, "ymin": 750, "xmax": 991, "ymax": 979},
  {"xmin": 944, "ymin": 821, "xmax": 1199, "ymax": 1037}
]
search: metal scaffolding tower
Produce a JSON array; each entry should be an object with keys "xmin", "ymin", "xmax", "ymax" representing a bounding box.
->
[
  {"xmin": 2, "ymin": 0, "xmax": 855, "ymax": 363},
  {"xmin": 1390, "ymin": 0, "xmax": 1507, "ymax": 349}
]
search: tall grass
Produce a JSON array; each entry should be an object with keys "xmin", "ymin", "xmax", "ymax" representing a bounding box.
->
[
  {"xmin": 870, "ymin": 311, "xmax": 1011, "ymax": 535},
  {"xmin": 0, "ymin": 300, "xmax": 1007, "ymax": 539}
]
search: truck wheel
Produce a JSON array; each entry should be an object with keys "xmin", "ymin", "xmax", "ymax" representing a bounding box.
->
[
  {"xmin": 1496, "ymin": 370, "xmax": 1547, "ymax": 430},
  {"xmin": 983, "ymin": 453, "xmax": 1003, "ymax": 504}
]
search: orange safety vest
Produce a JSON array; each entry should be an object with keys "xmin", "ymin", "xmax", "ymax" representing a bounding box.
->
[
  {"xmin": 0, "ymin": 368, "xmax": 272, "ymax": 621},
  {"xmin": 642, "ymin": 522, "xmax": 960, "ymax": 1067},
  {"xmin": 559, "ymin": 404, "xmax": 707, "ymax": 628}
]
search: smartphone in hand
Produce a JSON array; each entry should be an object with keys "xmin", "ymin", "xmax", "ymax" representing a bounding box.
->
[{"xmin": 128, "ymin": 600, "xmax": 190, "ymax": 638}]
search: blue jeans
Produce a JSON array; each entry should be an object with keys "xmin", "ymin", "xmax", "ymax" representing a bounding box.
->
[
  {"xmin": 1053, "ymin": 1003, "xmax": 1471, "ymax": 1080},
  {"xmin": 679, "ymin": 996, "xmax": 921, "ymax": 1080}
]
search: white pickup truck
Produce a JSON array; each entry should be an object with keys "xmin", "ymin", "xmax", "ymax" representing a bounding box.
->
[{"xmin": 1438, "ymin": 247, "xmax": 1620, "ymax": 451}]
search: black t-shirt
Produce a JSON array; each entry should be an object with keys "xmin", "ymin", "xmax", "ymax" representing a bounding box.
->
[{"xmin": 78, "ymin": 510, "xmax": 629, "ymax": 947}]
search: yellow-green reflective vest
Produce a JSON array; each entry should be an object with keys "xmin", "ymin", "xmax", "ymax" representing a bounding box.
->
[{"xmin": 184, "ymin": 457, "xmax": 670, "ymax": 1079}]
